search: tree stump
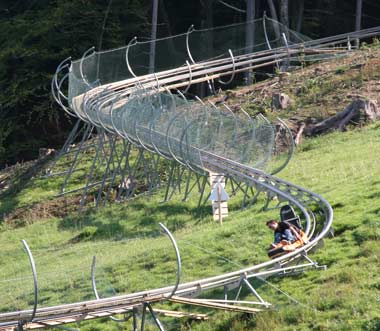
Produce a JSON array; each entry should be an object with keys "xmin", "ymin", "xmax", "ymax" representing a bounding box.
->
[{"xmin": 272, "ymin": 93, "xmax": 292, "ymax": 110}]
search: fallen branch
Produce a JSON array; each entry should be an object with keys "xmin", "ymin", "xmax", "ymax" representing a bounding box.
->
[{"xmin": 294, "ymin": 123, "xmax": 306, "ymax": 145}]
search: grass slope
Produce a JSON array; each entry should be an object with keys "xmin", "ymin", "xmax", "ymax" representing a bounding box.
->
[{"xmin": 0, "ymin": 124, "xmax": 379, "ymax": 331}]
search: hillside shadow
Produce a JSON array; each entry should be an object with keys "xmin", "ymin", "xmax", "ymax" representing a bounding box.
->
[
  {"xmin": 0, "ymin": 155, "xmax": 53, "ymax": 224},
  {"xmin": 59, "ymin": 200, "xmax": 212, "ymax": 242}
]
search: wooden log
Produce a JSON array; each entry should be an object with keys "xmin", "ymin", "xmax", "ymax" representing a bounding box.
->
[{"xmin": 306, "ymin": 99, "xmax": 380, "ymax": 135}]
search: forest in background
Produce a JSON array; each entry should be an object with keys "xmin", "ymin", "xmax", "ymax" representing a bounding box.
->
[{"xmin": 0, "ymin": 0, "xmax": 378, "ymax": 167}]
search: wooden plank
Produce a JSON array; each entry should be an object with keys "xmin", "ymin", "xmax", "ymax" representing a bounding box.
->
[
  {"xmin": 169, "ymin": 296, "xmax": 262, "ymax": 314},
  {"xmin": 154, "ymin": 309, "xmax": 208, "ymax": 320},
  {"xmin": 5, "ymin": 307, "xmax": 207, "ymax": 330}
]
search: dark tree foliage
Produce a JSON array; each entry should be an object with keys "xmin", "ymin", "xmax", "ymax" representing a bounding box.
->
[
  {"xmin": 0, "ymin": 0, "xmax": 378, "ymax": 167},
  {"xmin": 0, "ymin": 0, "xmax": 149, "ymax": 166}
]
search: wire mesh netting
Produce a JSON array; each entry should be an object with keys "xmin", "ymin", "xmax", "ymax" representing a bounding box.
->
[
  {"xmin": 74, "ymin": 87, "xmax": 282, "ymax": 171},
  {"xmin": 68, "ymin": 17, "xmax": 310, "ymax": 103},
  {"xmin": 0, "ymin": 229, "xmax": 182, "ymax": 313},
  {"xmin": 63, "ymin": 17, "xmax": 310, "ymax": 175},
  {"xmin": 0, "ymin": 215, "xmax": 274, "ymax": 314}
]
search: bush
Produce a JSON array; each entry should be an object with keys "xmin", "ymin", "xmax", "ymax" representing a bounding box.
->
[{"xmin": 363, "ymin": 317, "xmax": 380, "ymax": 331}]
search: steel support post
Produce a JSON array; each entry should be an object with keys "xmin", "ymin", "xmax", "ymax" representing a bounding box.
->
[
  {"xmin": 149, "ymin": 154, "xmax": 162, "ymax": 190},
  {"xmin": 60, "ymin": 124, "xmax": 93, "ymax": 194},
  {"xmin": 141, "ymin": 304, "xmax": 147, "ymax": 331},
  {"xmin": 125, "ymin": 148, "xmax": 145, "ymax": 199},
  {"xmin": 116, "ymin": 141, "xmax": 133, "ymax": 201},
  {"xmin": 234, "ymin": 281, "xmax": 243, "ymax": 301},
  {"xmin": 197, "ymin": 175, "xmax": 210, "ymax": 210},
  {"xmin": 224, "ymin": 285, "xmax": 228, "ymax": 303},
  {"xmin": 182, "ymin": 168, "xmax": 193, "ymax": 201},
  {"xmin": 163, "ymin": 161, "xmax": 176, "ymax": 202},
  {"xmin": 79, "ymin": 130, "xmax": 106, "ymax": 210},
  {"xmin": 245, "ymin": 187, "xmax": 262, "ymax": 209},
  {"xmin": 43, "ymin": 119, "xmax": 82, "ymax": 177},
  {"xmin": 146, "ymin": 303, "xmax": 165, "ymax": 331},
  {"xmin": 241, "ymin": 183, "xmax": 251, "ymax": 209},
  {"xmin": 242, "ymin": 278, "xmax": 268, "ymax": 307},
  {"xmin": 183, "ymin": 169, "xmax": 206, "ymax": 202},
  {"xmin": 132, "ymin": 307, "xmax": 138, "ymax": 331},
  {"xmin": 166, "ymin": 165, "xmax": 187, "ymax": 201},
  {"xmin": 95, "ymin": 135, "xmax": 117, "ymax": 207},
  {"xmin": 139, "ymin": 151, "xmax": 155, "ymax": 192},
  {"xmin": 103, "ymin": 138, "xmax": 130, "ymax": 205}
]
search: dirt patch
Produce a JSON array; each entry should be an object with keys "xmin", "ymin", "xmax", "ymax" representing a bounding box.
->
[{"xmin": 3, "ymin": 196, "xmax": 81, "ymax": 227}]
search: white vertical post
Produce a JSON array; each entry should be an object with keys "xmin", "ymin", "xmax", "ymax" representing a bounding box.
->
[{"xmin": 209, "ymin": 172, "xmax": 229, "ymax": 224}]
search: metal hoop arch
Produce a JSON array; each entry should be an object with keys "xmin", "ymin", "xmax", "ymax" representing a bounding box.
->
[
  {"xmin": 185, "ymin": 25, "xmax": 196, "ymax": 64},
  {"xmin": 218, "ymin": 49, "xmax": 236, "ymax": 85},
  {"xmin": 79, "ymin": 46, "xmax": 96, "ymax": 88},
  {"xmin": 21, "ymin": 240, "xmax": 38, "ymax": 324},
  {"xmin": 125, "ymin": 37, "xmax": 138, "ymax": 78},
  {"xmin": 159, "ymin": 223, "xmax": 181, "ymax": 299},
  {"xmin": 91, "ymin": 256, "xmax": 133, "ymax": 323},
  {"xmin": 269, "ymin": 118, "xmax": 295, "ymax": 175}
]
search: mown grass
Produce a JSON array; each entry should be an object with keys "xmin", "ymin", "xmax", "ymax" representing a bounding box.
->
[{"xmin": 0, "ymin": 123, "xmax": 379, "ymax": 330}]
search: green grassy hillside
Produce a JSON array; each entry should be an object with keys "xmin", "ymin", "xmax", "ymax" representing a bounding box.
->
[
  {"xmin": 1, "ymin": 46, "xmax": 380, "ymax": 330},
  {"xmin": 0, "ymin": 123, "xmax": 379, "ymax": 331}
]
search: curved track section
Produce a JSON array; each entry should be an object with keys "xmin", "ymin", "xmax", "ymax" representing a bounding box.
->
[{"xmin": 4, "ymin": 19, "xmax": 380, "ymax": 330}]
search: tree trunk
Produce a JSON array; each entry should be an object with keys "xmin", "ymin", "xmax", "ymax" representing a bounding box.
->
[
  {"xmin": 267, "ymin": 0, "xmax": 278, "ymax": 22},
  {"xmin": 296, "ymin": 0, "xmax": 304, "ymax": 33},
  {"xmin": 149, "ymin": 0, "xmax": 159, "ymax": 73},
  {"xmin": 355, "ymin": 0, "xmax": 363, "ymax": 47},
  {"xmin": 199, "ymin": 0, "xmax": 214, "ymax": 97},
  {"xmin": 280, "ymin": 0, "xmax": 289, "ymax": 31},
  {"xmin": 159, "ymin": 0, "xmax": 172, "ymax": 36},
  {"xmin": 159, "ymin": 0, "xmax": 177, "ymax": 58},
  {"xmin": 266, "ymin": 0, "xmax": 280, "ymax": 40},
  {"xmin": 245, "ymin": 0, "xmax": 255, "ymax": 85}
]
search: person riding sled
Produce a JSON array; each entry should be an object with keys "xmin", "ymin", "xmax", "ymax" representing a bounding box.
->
[
  {"xmin": 266, "ymin": 219, "xmax": 308, "ymax": 259},
  {"xmin": 267, "ymin": 219, "xmax": 295, "ymax": 247}
]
